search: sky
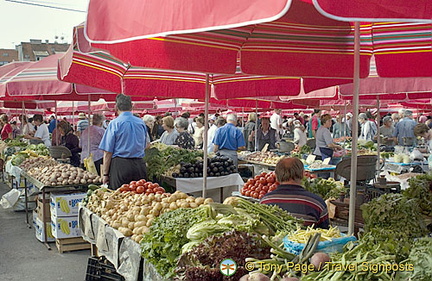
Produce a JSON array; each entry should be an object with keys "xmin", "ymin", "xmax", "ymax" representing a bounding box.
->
[{"xmin": 0, "ymin": 0, "xmax": 88, "ymax": 49}]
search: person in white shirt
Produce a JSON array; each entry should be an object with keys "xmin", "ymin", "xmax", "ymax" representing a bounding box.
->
[
  {"xmin": 19, "ymin": 115, "xmax": 34, "ymax": 136},
  {"xmin": 270, "ymin": 109, "xmax": 283, "ymax": 139},
  {"xmin": 293, "ymin": 120, "xmax": 307, "ymax": 148},
  {"xmin": 207, "ymin": 115, "xmax": 218, "ymax": 153},
  {"xmin": 24, "ymin": 114, "xmax": 50, "ymax": 147}
]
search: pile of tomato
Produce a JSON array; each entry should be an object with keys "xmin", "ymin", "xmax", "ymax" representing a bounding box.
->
[
  {"xmin": 240, "ymin": 172, "xmax": 279, "ymax": 199},
  {"xmin": 118, "ymin": 179, "xmax": 166, "ymax": 194}
]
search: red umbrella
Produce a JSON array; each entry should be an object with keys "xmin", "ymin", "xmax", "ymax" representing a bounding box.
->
[
  {"xmin": 85, "ymin": 0, "xmax": 372, "ymax": 79},
  {"xmin": 313, "ymin": 0, "xmax": 432, "ymax": 22},
  {"xmin": 61, "ymin": 24, "xmax": 338, "ymax": 99},
  {"xmin": 0, "ymin": 54, "xmax": 107, "ymax": 101}
]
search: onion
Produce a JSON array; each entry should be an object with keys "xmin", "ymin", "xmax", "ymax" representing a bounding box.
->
[{"xmin": 310, "ymin": 252, "xmax": 331, "ymax": 271}]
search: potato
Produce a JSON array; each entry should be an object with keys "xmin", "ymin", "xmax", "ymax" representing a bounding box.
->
[
  {"xmin": 112, "ymin": 221, "xmax": 121, "ymax": 229},
  {"xmin": 146, "ymin": 217, "xmax": 154, "ymax": 227},
  {"xmin": 204, "ymin": 198, "xmax": 214, "ymax": 204},
  {"xmin": 134, "ymin": 221, "xmax": 147, "ymax": 229},
  {"xmin": 121, "ymin": 218, "xmax": 130, "ymax": 227},
  {"xmin": 195, "ymin": 197, "xmax": 205, "ymax": 205}
]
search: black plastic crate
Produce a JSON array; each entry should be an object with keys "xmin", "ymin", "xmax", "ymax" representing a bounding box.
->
[{"xmin": 85, "ymin": 256, "xmax": 125, "ymax": 281}]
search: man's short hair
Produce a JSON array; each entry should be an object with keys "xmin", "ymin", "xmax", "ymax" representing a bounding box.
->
[
  {"xmin": 275, "ymin": 157, "xmax": 304, "ymax": 182},
  {"xmin": 33, "ymin": 114, "xmax": 43, "ymax": 123},
  {"xmin": 226, "ymin": 113, "xmax": 237, "ymax": 122},
  {"xmin": 404, "ymin": 110, "xmax": 413, "ymax": 117},
  {"xmin": 382, "ymin": 116, "xmax": 392, "ymax": 124},
  {"xmin": 216, "ymin": 117, "xmax": 226, "ymax": 127},
  {"xmin": 92, "ymin": 114, "xmax": 104, "ymax": 125},
  {"xmin": 116, "ymin": 94, "xmax": 132, "ymax": 111}
]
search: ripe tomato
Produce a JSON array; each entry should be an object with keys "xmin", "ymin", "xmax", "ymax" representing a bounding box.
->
[
  {"xmin": 259, "ymin": 192, "xmax": 266, "ymax": 199},
  {"xmin": 136, "ymin": 186, "xmax": 145, "ymax": 194},
  {"xmin": 269, "ymin": 184, "xmax": 277, "ymax": 191},
  {"xmin": 130, "ymin": 181, "xmax": 137, "ymax": 185},
  {"xmin": 156, "ymin": 191, "xmax": 164, "ymax": 194},
  {"xmin": 252, "ymin": 191, "xmax": 259, "ymax": 198},
  {"xmin": 247, "ymin": 179, "xmax": 256, "ymax": 185},
  {"xmin": 267, "ymin": 176, "xmax": 275, "ymax": 183},
  {"xmin": 260, "ymin": 172, "xmax": 267, "ymax": 177},
  {"xmin": 136, "ymin": 181, "xmax": 144, "ymax": 187},
  {"xmin": 129, "ymin": 184, "xmax": 137, "ymax": 191},
  {"xmin": 146, "ymin": 188, "xmax": 153, "ymax": 194},
  {"xmin": 245, "ymin": 190, "xmax": 251, "ymax": 197},
  {"xmin": 249, "ymin": 185, "xmax": 256, "ymax": 191},
  {"xmin": 262, "ymin": 185, "xmax": 269, "ymax": 192},
  {"xmin": 144, "ymin": 182, "xmax": 151, "ymax": 188},
  {"xmin": 119, "ymin": 186, "xmax": 128, "ymax": 192}
]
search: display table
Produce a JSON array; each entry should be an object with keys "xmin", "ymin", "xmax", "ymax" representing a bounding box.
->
[
  {"xmin": 79, "ymin": 205, "xmax": 167, "ymax": 281},
  {"xmin": 21, "ymin": 171, "xmax": 89, "ymax": 249},
  {"xmin": 161, "ymin": 173, "xmax": 244, "ymax": 202}
]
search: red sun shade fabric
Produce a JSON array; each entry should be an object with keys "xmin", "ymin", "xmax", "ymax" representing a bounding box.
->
[
  {"xmin": 313, "ymin": 0, "xmax": 432, "ymax": 22},
  {"xmin": 0, "ymin": 54, "xmax": 108, "ymax": 101},
  {"xmin": 85, "ymin": 0, "xmax": 372, "ymax": 78}
]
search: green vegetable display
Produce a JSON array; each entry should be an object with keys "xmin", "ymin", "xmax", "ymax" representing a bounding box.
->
[
  {"xmin": 144, "ymin": 144, "xmax": 203, "ymax": 180},
  {"xmin": 397, "ymin": 237, "xmax": 432, "ymax": 281},
  {"xmin": 403, "ymin": 173, "xmax": 432, "ymax": 216},
  {"xmin": 176, "ymin": 230, "xmax": 270, "ymax": 281},
  {"xmin": 361, "ymin": 193, "xmax": 428, "ymax": 241},
  {"xmin": 140, "ymin": 206, "xmax": 212, "ymax": 278},
  {"xmin": 224, "ymin": 197, "xmax": 302, "ymax": 234},
  {"xmin": 302, "ymin": 177, "xmax": 347, "ymax": 200},
  {"xmin": 302, "ymin": 238, "xmax": 398, "ymax": 281}
]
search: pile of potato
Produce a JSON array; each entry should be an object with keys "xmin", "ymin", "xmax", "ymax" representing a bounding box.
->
[
  {"xmin": 28, "ymin": 162, "xmax": 101, "ymax": 186},
  {"xmin": 20, "ymin": 157, "xmax": 58, "ymax": 171},
  {"xmin": 87, "ymin": 189, "xmax": 213, "ymax": 243}
]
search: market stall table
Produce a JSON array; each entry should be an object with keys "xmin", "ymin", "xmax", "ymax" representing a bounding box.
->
[
  {"xmin": 21, "ymin": 170, "xmax": 90, "ymax": 249},
  {"xmin": 160, "ymin": 173, "xmax": 244, "ymax": 202},
  {"xmin": 304, "ymin": 165, "xmax": 336, "ymax": 178}
]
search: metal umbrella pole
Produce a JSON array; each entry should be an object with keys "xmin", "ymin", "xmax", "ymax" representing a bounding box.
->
[
  {"xmin": 376, "ymin": 97, "xmax": 381, "ymax": 174},
  {"xmin": 202, "ymin": 74, "xmax": 210, "ymax": 198},
  {"xmin": 348, "ymin": 22, "xmax": 360, "ymax": 235}
]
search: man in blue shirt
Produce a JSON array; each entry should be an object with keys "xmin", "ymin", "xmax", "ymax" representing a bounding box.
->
[
  {"xmin": 393, "ymin": 110, "xmax": 417, "ymax": 146},
  {"xmin": 99, "ymin": 94, "xmax": 149, "ymax": 189},
  {"xmin": 212, "ymin": 113, "xmax": 246, "ymax": 168}
]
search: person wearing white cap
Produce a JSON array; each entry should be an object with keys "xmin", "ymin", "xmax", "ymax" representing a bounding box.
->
[{"xmin": 77, "ymin": 112, "xmax": 89, "ymax": 136}]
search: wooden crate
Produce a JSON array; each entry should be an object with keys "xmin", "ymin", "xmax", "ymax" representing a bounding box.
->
[{"xmin": 56, "ymin": 237, "xmax": 91, "ymax": 253}]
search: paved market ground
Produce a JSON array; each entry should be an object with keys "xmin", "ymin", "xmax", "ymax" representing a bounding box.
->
[{"xmin": 0, "ymin": 182, "xmax": 89, "ymax": 281}]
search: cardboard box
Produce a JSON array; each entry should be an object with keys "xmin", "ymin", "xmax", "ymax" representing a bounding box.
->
[
  {"xmin": 51, "ymin": 214, "xmax": 82, "ymax": 239},
  {"xmin": 35, "ymin": 194, "xmax": 51, "ymax": 222},
  {"xmin": 33, "ymin": 211, "xmax": 55, "ymax": 242},
  {"xmin": 50, "ymin": 192, "xmax": 86, "ymax": 217}
]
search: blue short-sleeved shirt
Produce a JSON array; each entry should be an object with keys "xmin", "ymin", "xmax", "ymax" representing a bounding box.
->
[
  {"xmin": 212, "ymin": 123, "xmax": 246, "ymax": 150},
  {"xmin": 99, "ymin": 112, "xmax": 148, "ymax": 158}
]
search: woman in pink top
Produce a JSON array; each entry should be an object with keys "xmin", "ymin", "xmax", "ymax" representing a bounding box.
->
[{"xmin": 0, "ymin": 114, "xmax": 13, "ymax": 140}]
